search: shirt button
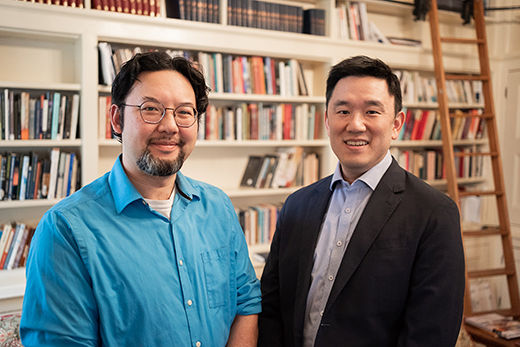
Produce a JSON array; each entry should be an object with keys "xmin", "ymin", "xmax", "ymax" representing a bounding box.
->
[
  {"xmin": 187, "ymin": 300, "xmax": 193, "ymax": 306},
  {"xmin": 142, "ymin": 200, "xmax": 147, "ymax": 205},
  {"xmin": 320, "ymin": 311, "xmax": 324, "ymax": 316},
  {"xmin": 179, "ymin": 260, "xmax": 183, "ymax": 266},
  {"xmin": 336, "ymin": 241, "xmax": 342, "ymax": 247},
  {"xmin": 345, "ymin": 208, "xmax": 351, "ymax": 213},
  {"xmin": 196, "ymin": 342, "xmax": 201, "ymax": 347},
  {"xmin": 328, "ymin": 275, "xmax": 334, "ymax": 281}
]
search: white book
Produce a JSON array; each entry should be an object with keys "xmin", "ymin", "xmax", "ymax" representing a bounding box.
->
[
  {"xmin": 236, "ymin": 106, "xmax": 243, "ymax": 141},
  {"xmin": 98, "ymin": 96, "xmax": 107, "ymax": 140},
  {"xmin": 215, "ymin": 52, "xmax": 223, "ymax": 94},
  {"xmin": 369, "ymin": 21, "xmax": 390, "ymax": 44},
  {"xmin": 6, "ymin": 223, "xmax": 25, "ymax": 270},
  {"xmin": 357, "ymin": 2, "xmax": 370, "ymax": 41},
  {"xmin": 0, "ymin": 224, "xmax": 12, "ymax": 259},
  {"xmin": 47, "ymin": 147, "xmax": 61, "ymax": 200},
  {"xmin": 18, "ymin": 155, "xmax": 30, "ymax": 201},
  {"xmin": 42, "ymin": 98, "xmax": 49, "ymax": 139},
  {"xmin": 56, "ymin": 152, "xmax": 67, "ymax": 199}
]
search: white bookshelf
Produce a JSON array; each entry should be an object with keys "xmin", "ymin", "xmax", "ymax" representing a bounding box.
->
[{"xmin": 0, "ymin": 0, "xmax": 495, "ymax": 303}]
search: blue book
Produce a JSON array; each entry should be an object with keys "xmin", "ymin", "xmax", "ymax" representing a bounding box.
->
[{"xmin": 51, "ymin": 92, "xmax": 61, "ymax": 140}]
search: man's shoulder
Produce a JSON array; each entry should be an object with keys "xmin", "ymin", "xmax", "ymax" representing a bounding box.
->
[{"xmin": 49, "ymin": 172, "xmax": 111, "ymax": 214}]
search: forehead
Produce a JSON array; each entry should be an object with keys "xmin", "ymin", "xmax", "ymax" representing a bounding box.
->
[
  {"xmin": 128, "ymin": 70, "xmax": 195, "ymax": 100},
  {"xmin": 330, "ymin": 76, "xmax": 393, "ymax": 106}
]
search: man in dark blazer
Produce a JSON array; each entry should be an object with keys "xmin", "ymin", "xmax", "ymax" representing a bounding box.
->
[{"xmin": 258, "ymin": 56, "xmax": 465, "ymax": 347}]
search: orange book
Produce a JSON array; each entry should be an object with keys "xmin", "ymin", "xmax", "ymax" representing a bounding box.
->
[{"xmin": 105, "ymin": 96, "xmax": 112, "ymax": 139}]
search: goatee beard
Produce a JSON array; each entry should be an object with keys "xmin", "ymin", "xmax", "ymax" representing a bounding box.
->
[{"xmin": 136, "ymin": 140, "xmax": 185, "ymax": 177}]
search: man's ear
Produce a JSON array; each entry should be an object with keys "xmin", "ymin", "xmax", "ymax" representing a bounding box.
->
[
  {"xmin": 325, "ymin": 110, "xmax": 330, "ymax": 137},
  {"xmin": 391, "ymin": 111, "xmax": 405, "ymax": 140},
  {"xmin": 110, "ymin": 104, "xmax": 122, "ymax": 134}
]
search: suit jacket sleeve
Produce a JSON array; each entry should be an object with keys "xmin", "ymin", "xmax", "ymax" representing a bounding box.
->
[{"xmin": 397, "ymin": 195, "xmax": 465, "ymax": 347}]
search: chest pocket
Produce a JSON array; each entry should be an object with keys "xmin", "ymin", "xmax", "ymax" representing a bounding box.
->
[{"xmin": 202, "ymin": 246, "xmax": 231, "ymax": 308}]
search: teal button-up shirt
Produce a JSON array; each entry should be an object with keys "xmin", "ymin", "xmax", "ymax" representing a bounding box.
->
[{"xmin": 21, "ymin": 156, "xmax": 261, "ymax": 347}]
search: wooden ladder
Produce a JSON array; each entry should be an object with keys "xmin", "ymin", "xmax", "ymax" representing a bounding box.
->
[{"xmin": 428, "ymin": 0, "xmax": 520, "ymax": 345}]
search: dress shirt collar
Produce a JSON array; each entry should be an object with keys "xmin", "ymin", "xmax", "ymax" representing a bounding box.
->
[
  {"xmin": 108, "ymin": 155, "xmax": 198, "ymax": 214},
  {"xmin": 330, "ymin": 150, "xmax": 393, "ymax": 191}
]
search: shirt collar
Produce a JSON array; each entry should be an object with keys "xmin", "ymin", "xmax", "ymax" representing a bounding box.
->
[
  {"xmin": 108, "ymin": 155, "xmax": 196, "ymax": 214},
  {"xmin": 330, "ymin": 150, "xmax": 392, "ymax": 191}
]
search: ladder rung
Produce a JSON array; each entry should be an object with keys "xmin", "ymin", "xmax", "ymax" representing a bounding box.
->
[
  {"xmin": 466, "ymin": 308, "xmax": 520, "ymax": 318},
  {"xmin": 449, "ymin": 112, "xmax": 494, "ymax": 119},
  {"xmin": 440, "ymin": 37, "xmax": 485, "ymax": 45},
  {"xmin": 453, "ymin": 151, "xmax": 497, "ymax": 157},
  {"xmin": 445, "ymin": 74, "xmax": 489, "ymax": 81},
  {"xmin": 458, "ymin": 190, "xmax": 503, "ymax": 197},
  {"xmin": 463, "ymin": 226, "xmax": 505, "ymax": 237},
  {"xmin": 468, "ymin": 267, "xmax": 516, "ymax": 278}
]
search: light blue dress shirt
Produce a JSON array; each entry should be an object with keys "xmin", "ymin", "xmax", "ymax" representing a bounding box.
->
[
  {"xmin": 20, "ymin": 156, "xmax": 261, "ymax": 347},
  {"xmin": 302, "ymin": 151, "xmax": 392, "ymax": 347}
]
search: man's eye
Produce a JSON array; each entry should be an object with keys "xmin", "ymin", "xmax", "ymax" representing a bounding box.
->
[{"xmin": 337, "ymin": 110, "xmax": 350, "ymax": 115}]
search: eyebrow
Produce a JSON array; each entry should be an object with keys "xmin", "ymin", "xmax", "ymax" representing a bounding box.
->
[
  {"xmin": 141, "ymin": 96, "xmax": 195, "ymax": 108},
  {"xmin": 332, "ymin": 99, "xmax": 385, "ymax": 108}
]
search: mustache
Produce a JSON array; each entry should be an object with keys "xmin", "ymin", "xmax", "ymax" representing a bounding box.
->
[{"xmin": 146, "ymin": 137, "xmax": 186, "ymax": 147}]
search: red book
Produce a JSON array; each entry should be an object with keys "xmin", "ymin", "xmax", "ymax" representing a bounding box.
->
[
  {"xmin": 415, "ymin": 110, "xmax": 430, "ymax": 140},
  {"xmin": 149, "ymin": 0, "xmax": 156, "ymax": 16},
  {"xmin": 136, "ymin": 0, "xmax": 143, "ymax": 15},
  {"xmin": 142, "ymin": 0, "xmax": 149, "ymax": 15},
  {"xmin": 249, "ymin": 104, "xmax": 259, "ymax": 140},
  {"xmin": 0, "ymin": 227, "xmax": 15, "ymax": 269},
  {"xmin": 115, "ymin": 0, "xmax": 123, "ymax": 12},
  {"xmin": 91, "ymin": 0, "xmax": 102, "ymax": 9},
  {"xmin": 283, "ymin": 103, "xmax": 293, "ymax": 139}
]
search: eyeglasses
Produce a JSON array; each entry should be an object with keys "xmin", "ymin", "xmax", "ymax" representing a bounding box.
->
[{"xmin": 123, "ymin": 101, "xmax": 198, "ymax": 128}]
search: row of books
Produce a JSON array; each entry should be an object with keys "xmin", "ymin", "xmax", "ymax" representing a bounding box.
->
[
  {"xmin": 198, "ymin": 103, "xmax": 320, "ymax": 141},
  {"xmin": 334, "ymin": 2, "xmax": 387, "ymax": 43},
  {"xmin": 390, "ymin": 146, "xmax": 484, "ymax": 181},
  {"xmin": 226, "ymin": 0, "xmax": 325, "ymax": 35},
  {"xmin": 0, "ymin": 149, "xmax": 80, "ymax": 202},
  {"xmin": 396, "ymin": 108, "xmax": 486, "ymax": 141},
  {"xmin": 198, "ymin": 52, "xmax": 310, "ymax": 96},
  {"xmin": 99, "ymin": 43, "xmax": 311, "ymax": 97},
  {"xmin": 166, "ymin": 0, "xmax": 220, "ymax": 22},
  {"xmin": 236, "ymin": 203, "xmax": 281, "ymax": 246},
  {"xmin": 16, "ymin": 0, "xmax": 84, "ymax": 8},
  {"xmin": 92, "ymin": 0, "xmax": 160, "ymax": 16},
  {"xmin": 0, "ymin": 90, "xmax": 80, "ymax": 141},
  {"xmin": 0, "ymin": 223, "xmax": 35, "ymax": 271},
  {"xmin": 240, "ymin": 147, "xmax": 319, "ymax": 189},
  {"xmin": 395, "ymin": 70, "xmax": 484, "ymax": 105}
]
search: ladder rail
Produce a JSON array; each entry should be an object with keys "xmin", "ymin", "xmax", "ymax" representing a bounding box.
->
[{"xmin": 428, "ymin": 0, "xmax": 520, "ymax": 321}]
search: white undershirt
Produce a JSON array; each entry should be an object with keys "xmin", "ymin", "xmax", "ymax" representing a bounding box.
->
[{"xmin": 144, "ymin": 186, "xmax": 176, "ymax": 219}]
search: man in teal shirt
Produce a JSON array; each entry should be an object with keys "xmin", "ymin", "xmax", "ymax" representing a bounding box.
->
[{"xmin": 21, "ymin": 52, "xmax": 261, "ymax": 346}]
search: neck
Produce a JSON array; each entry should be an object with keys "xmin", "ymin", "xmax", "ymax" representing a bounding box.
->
[{"xmin": 125, "ymin": 165, "xmax": 177, "ymax": 200}]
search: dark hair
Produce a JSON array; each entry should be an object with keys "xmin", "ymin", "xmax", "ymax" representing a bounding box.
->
[
  {"xmin": 111, "ymin": 51, "xmax": 210, "ymax": 142},
  {"xmin": 325, "ymin": 55, "xmax": 402, "ymax": 116}
]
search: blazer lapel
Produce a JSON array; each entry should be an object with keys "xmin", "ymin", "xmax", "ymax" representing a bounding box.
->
[
  {"xmin": 324, "ymin": 160, "xmax": 405, "ymax": 312},
  {"xmin": 293, "ymin": 177, "xmax": 334, "ymax": 341}
]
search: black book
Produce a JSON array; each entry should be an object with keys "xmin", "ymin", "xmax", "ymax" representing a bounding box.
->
[
  {"xmin": 240, "ymin": 155, "xmax": 264, "ymax": 187},
  {"xmin": 164, "ymin": 0, "xmax": 182, "ymax": 18},
  {"xmin": 0, "ymin": 155, "xmax": 6, "ymax": 200}
]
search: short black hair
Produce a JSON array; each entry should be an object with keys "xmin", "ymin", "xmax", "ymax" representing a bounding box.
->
[
  {"xmin": 111, "ymin": 51, "xmax": 209, "ymax": 142},
  {"xmin": 326, "ymin": 55, "xmax": 402, "ymax": 116}
]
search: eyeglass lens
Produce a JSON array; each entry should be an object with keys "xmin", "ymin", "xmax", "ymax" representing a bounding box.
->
[{"xmin": 140, "ymin": 101, "xmax": 197, "ymax": 126}]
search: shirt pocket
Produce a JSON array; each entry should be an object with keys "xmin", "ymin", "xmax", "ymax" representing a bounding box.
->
[{"xmin": 201, "ymin": 246, "xmax": 231, "ymax": 308}]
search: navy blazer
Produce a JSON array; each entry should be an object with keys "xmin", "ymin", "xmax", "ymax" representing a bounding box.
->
[{"xmin": 259, "ymin": 158, "xmax": 465, "ymax": 347}]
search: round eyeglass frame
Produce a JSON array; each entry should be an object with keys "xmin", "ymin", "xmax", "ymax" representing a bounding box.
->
[{"xmin": 123, "ymin": 101, "xmax": 198, "ymax": 128}]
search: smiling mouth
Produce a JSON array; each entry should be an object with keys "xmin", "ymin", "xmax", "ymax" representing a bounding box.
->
[{"xmin": 345, "ymin": 140, "xmax": 368, "ymax": 146}]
